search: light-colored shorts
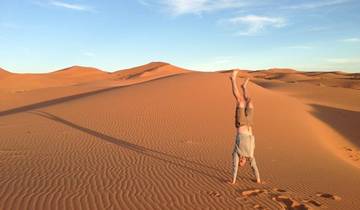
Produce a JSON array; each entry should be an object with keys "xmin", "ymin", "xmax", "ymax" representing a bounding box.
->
[{"xmin": 233, "ymin": 133, "xmax": 255, "ymax": 158}]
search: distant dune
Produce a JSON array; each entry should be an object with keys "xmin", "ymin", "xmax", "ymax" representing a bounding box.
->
[
  {"xmin": 50, "ymin": 65, "xmax": 109, "ymax": 77},
  {"xmin": 252, "ymin": 71, "xmax": 316, "ymax": 82},
  {"xmin": 113, "ymin": 62, "xmax": 170, "ymax": 79},
  {"xmin": 0, "ymin": 62, "xmax": 359, "ymax": 210},
  {"xmin": 112, "ymin": 62, "xmax": 189, "ymax": 80},
  {"xmin": 260, "ymin": 68, "xmax": 298, "ymax": 73},
  {"xmin": 0, "ymin": 66, "xmax": 111, "ymax": 93},
  {"xmin": 0, "ymin": 67, "xmax": 11, "ymax": 78},
  {"xmin": 0, "ymin": 62, "xmax": 190, "ymax": 93}
]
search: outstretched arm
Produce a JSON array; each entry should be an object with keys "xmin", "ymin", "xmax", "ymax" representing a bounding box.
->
[
  {"xmin": 250, "ymin": 157, "xmax": 261, "ymax": 183},
  {"xmin": 230, "ymin": 71, "xmax": 243, "ymax": 104}
]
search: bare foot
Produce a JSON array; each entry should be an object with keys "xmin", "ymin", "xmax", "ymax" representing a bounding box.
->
[
  {"xmin": 242, "ymin": 77, "xmax": 250, "ymax": 88},
  {"xmin": 232, "ymin": 70, "xmax": 239, "ymax": 79}
]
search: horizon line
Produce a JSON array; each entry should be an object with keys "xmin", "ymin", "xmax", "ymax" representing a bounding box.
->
[{"xmin": 1, "ymin": 61, "xmax": 358, "ymax": 74}]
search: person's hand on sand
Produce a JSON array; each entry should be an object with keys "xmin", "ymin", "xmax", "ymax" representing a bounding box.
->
[
  {"xmin": 256, "ymin": 179, "xmax": 266, "ymax": 184},
  {"xmin": 227, "ymin": 180, "xmax": 236, "ymax": 185}
]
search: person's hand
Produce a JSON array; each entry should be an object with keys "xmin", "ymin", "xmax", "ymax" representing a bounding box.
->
[
  {"xmin": 227, "ymin": 179, "xmax": 236, "ymax": 185},
  {"xmin": 256, "ymin": 179, "xmax": 266, "ymax": 184}
]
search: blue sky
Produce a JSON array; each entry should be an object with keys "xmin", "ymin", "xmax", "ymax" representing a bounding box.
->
[{"xmin": 1, "ymin": 0, "xmax": 360, "ymax": 73}]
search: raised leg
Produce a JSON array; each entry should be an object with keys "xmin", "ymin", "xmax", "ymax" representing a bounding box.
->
[
  {"xmin": 230, "ymin": 70, "xmax": 244, "ymax": 105},
  {"xmin": 241, "ymin": 78, "xmax": 251, "ymax": 102}
]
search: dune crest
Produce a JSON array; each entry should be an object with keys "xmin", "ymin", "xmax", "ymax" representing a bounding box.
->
[
  {"xmin": 265, "ymin": 68, "xmax": 298, "ymax": 73},
  {"xmin": 0, "ymin": 67, "xmax": 11, "ymax": 77},
  {"xmin": 50, "ymin": 65, "xmax": 108, "ymax": 76},
  {"xmin": 113, "ymin": 62, "xmax": 189, "ymax": 80}
]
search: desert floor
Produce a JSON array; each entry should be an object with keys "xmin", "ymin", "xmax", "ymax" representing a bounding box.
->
[{"xmin": 1, "ymin": 63, "xmax": 359, "ymax": 210}]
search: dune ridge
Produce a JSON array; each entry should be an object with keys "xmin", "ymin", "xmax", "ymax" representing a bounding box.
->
[
  {"xmin": 50, "ymin": 65, "xmax": 109, "ymax": 78},
  {"xmin": 0, "ymin": 67, "xmax": 12, "ymax": 78},
  {"xmin": 112, "ymin": 62, "xmax": 189, "ymax": 81}
]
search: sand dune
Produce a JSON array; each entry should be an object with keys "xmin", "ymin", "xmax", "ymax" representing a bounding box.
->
[
  {"xmin": 0, "ymin": 63, "xmax": 189, "ymax": 111},
  {"xmin": 0, "ymin": 64, "xmax": 359, "ymax": 209},
  {"xmin": 252, "ymin": 78, "xmax": 360, "ymax": 169},
  {"xmin": 0, "ymin": 66, "xmax": 110, "ymax": 93},
  {"xmin": 113, "ymin": 62, "xmax": 169, "ymax": 79},
  {"xmin": 112, "ymin": 62, "xmax": 189, "ymax": 81},
  {"xmin": 303, "ymin": 71, "xmax": 350, "ymax": 78},
  {"xmin": 0, "ymin": 67, "xmax": 12, "ymax": 78},
  {"xmin": 49, "ymin": 66, "xmax": 110, "ymax": 82},
  {"xmin": 261, "ymin": 68, "xmax": 298, "ymax": 73},
  {"xmin": 248, "ymin": 69, "xmax": 311, "ymax": 83},
  {"xmin": 247, "ymin": 68, "xmax": 360, "ymax": 90},
  {"xmin": 0, "ymin": 63, "xmax": 188, "ymax": 93},
  {"xmin": 251, "ymin": 79, "xmax": 360, "ymax": 110}
]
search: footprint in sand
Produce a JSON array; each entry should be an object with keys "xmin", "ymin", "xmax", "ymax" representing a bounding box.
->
[
  {"xmin": 344, "ymin": 147, "xmax": 353, "ymax": 152},
  {"xmin": 302, "ymin": 199, "xmax": 322, "ymax": 207},
  {"xmin": 238, "ymin": 188, "xmax": 324, "ymax": 210},
  {"xmin": 207, "ymin": 191, "xmax": 221, "ymax": 197},
  {"xmin": 272, "ymin": 195, "xmax": 311, "ymax": 210},
  {"xmin": 343, "ymin": 147, "xmax": 360, "ymax": 161},
  {"xmin": 316, "ymin": 193, "xmax": 341, "ymax": 201},
  {"xmin": 236, "ymin": 197, "xmax": 248, "ymax": 202},
  {"xmin": 253, "ymin": 204, "xmax": 268, "ymax": 209},
  {"xmin": 241, "ymin": 189, "xmax": 268, "ymax": 197},
  {"xmin": 273, "ymin": 188, "xmax": 287, "ymax": 193}
]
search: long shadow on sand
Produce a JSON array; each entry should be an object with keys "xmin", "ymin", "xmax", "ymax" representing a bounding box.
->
[
  {"xmin": 0, "ymin": 73, "xmax": 185, "ymax": 118},
  {"xmin": 309, "ymin": 104, "xmax": 360, "ymax": 148},
  {"xmin": 31, "ymin": 111, "xmax": 229, "ymax": 182}
]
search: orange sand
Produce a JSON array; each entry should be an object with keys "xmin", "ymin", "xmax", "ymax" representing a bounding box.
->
[{"xmin": 0, "ymin": 63, "xmax": 359, "ymax": 210}]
